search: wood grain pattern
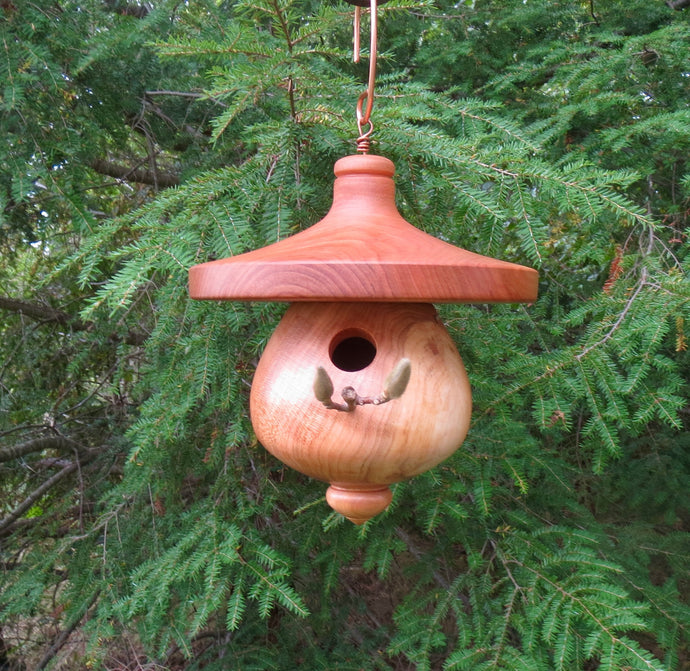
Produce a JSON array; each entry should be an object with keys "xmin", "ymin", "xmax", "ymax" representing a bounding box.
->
[
  {"xmin": 189, "ymin": 154, "xmax": 538, "ymax": 303},
  {"xmin": 249, "ymin": 302, "xmax": 473, "ymax": 523}
]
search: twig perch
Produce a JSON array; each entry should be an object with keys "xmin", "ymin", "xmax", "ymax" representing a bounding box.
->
[{"xmin": 313, "ymin": 359, "xmax": 411, "ymax": 412}]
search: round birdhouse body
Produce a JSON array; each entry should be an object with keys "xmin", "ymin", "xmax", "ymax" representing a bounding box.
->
[{"xmin": 249, "ymin": 302, "xmax": 472, "ymax": 522}]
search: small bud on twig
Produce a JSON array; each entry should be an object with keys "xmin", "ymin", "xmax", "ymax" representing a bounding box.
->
[
  {"xmin": 314, "ymin": 367, "xmax": 350, "ymax": 411},
  {"xmin": 380, "ymin": 358, "xmax": 411, "ymax": 402},
  {"xmin": 314, "ymin": 366, "xmax": 335, "ymax": 405}
]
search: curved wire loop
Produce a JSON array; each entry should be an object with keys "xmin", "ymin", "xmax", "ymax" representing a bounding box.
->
[{"xmin": 356, "ymin": 117, "xmax": 374, "ymax": 153}]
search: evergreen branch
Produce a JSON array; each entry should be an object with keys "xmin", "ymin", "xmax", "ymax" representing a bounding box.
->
[
  {"xmin": 510, "ymin": 560, "xmax": 665, "ymax": 670},
  {"xmin": 225, "ymin": 586, "xmax": 246, "ymax": 631},
  {"xmin": 527, "ymin": 455, "xmax": 573, "ymax": 494},
  {"xmin": 478, "ymin": 271, "xmax": 653, "ymax": 420},
  {"xmin": 513, "ymin": 175, "xmax": 543, "ymax": 264},
  {"xmin": 242, "ymin": 556, "xmax": 309, "ymax": 618},
  {"xmin": 470, "ymin": 158, "xmax": 655, "ymax": 228},
  {"xmin": 156, "ymin": 43, "xmax": 274, "ymax": 59},
  {"xmin": 491, "ymin": 580, "xmax": 523, "ymax": 667},
  {"xmin": 438, "ymin": 98, "xmax": 541, "ymax": 151},
  {"xmin": 623, "ymin": 575, "xmax": 690, "ymax": 639},
  {"xmin": 269, "ymin": 0, "xmax": 295, "ymax": 54},
  {"xmin": 575, "ymin": 269, "xmax": 648, "ymax": 361}
]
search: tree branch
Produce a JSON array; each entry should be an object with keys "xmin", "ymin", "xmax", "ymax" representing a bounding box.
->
[
  {"xmin": 35, "ymin": 589, "xmax": 101, "ymax": 671},
  {"xmin": 142, "ymin": 98, "xmax": 207, "ymax": 140},
  {"xmin": 0, "ymin": 503, "xmax": 98, "ymax": 539},
  {"xmin": 0, "ymin": 296, "xmax": 78, "ymax": 326},
  {"xmin": 0, "ymin": 463, "xmax": 79, "ymax": 535},
  {"xmin": 0, "ymin": 435, "xmax": 84, "ymax": 464},
  {"xmin": 102, "ymin": 0, "xmax": 151, "ymax": 18},
  {"xmin": 90, "ymin": 158, "xmax": 180, "ymax": 188},
  {"xmin": 0, "ymin": 448, "xmax": 99, "ymax": 535},
  {"xmin": 0, "ymin": 294, "xmax": 147, "ymax": 345},
  {"xmin": 146, "ymin": 90, "xmax": 205, "ymax": 98},
  {"xmin": 575, "ymin": 269, "xmax": 648, "ymax": 362},
  {"xmin": 666, "ymin": 0, "xmax": 690, "ymax": 9}
]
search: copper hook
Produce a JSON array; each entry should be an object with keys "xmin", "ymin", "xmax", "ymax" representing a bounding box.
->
[{"xmin": 353, "ymin": 0, "xmax": 378, "ymax": 152}]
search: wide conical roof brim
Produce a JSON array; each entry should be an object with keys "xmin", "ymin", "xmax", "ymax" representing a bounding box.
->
[{"xmin": 188, "ymin": 155, "xmax": 538, "ymax": 303}]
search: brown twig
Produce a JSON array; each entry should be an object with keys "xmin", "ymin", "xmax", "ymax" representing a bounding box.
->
[
  {"xmin": 0, "ymin": 449, "xmax": 99, "ymax": 534},
  {"xmin": 35, "ymin": 589, "xmax": 101, "ymax": 671}
]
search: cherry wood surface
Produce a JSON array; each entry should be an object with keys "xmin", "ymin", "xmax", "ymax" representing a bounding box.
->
[
  {"xmin": 189, "ymin": 154, "xmax": 538, "ymax": 303},
  {"xmin": 249, "ymin": 302, "xmax": 473, "ymax": 523}
]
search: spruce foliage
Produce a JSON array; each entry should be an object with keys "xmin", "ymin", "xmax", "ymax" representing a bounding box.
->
[{"xmin": 1, "ymin": 0, "xmax": 689, "ymax": 668}]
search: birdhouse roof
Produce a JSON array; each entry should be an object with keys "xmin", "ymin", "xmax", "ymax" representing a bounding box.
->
[{"xmin": 188, "ymin": 154, "xmax": 538, "ymax": 303}]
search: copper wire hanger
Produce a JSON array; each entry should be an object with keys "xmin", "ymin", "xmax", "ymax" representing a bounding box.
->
[{"xmin": 352, "ymin": 0, "xmax": 378, "ymax": 153}]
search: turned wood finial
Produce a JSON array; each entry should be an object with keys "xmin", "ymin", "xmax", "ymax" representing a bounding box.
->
[{"xmin": 326, "ymin": 485, "xmax": 393, "ymax": 525}]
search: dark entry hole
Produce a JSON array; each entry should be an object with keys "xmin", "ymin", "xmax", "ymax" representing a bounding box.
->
[{"xmin": 330, "ymin": 334, "xmax": 377, "ymax": 372}]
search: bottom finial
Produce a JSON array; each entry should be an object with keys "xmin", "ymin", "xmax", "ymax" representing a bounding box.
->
[{"xmin": 326, "ymin": 484, "xmax": 393, "ymax": 524}]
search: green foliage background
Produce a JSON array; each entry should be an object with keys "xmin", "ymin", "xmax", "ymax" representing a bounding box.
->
[{"xmin": 1, "ymin": 0, "xmax": 689, "ymax": 668}]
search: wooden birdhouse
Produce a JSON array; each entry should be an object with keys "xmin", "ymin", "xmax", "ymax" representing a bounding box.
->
[{"xmin": 189, "ymin": 154, "xmax": 538, "ymax": 524}]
